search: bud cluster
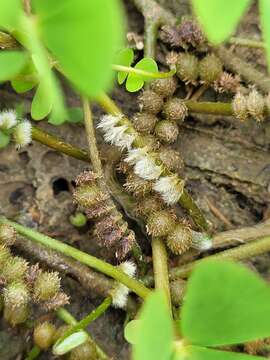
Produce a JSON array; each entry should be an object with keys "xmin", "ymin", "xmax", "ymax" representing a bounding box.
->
[
  {"xmin": 232, "ymin": 89, "xmax": 267, "ymax": 122},
  {"xmin": 73, "ymin": 171, "xmax": 136, "ymax": 260}
]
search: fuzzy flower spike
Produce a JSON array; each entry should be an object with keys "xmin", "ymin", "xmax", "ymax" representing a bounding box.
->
[
  {"xmin": 98, "ymin": 114, "xmax": 135, "ymax": 150},
  {"xmin": 110, "ymin": 261, "xmax": 136, "ymax": 309},
  {"xmin": 13, "ymin": 120, "xmax": 32, "ymax": 149},
  {"xmin": 0, "ymin": 109, "xmax": 17, "ymax": 130},
  {"xmin": 154, "ymin": 175, "xmax": 185, "ymax": 205}
]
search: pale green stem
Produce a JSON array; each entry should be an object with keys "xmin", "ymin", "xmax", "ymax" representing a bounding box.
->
[
  {"xmin": 229, "ymin": 37, "xmax": 265, "ymax": 49},
  {"xmin": 0, "ymin": 217, "xmax": 151, "ymax": 299},
  {"xmin": 25, "ymin": 346, "xmax": 41, "ymax": 360},
  {"xmin": 112, "ymin": 64, "xmax": 175, "ymax": 79}
]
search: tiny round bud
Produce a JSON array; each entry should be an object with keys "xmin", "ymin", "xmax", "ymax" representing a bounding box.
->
[
  {"xmin": 33, "ymin": 271, "xmax": 61, "ymax": 301},
  {"xmin": 4, "ymin": 281, "xmax": 30, "ymax": 310},
  {"xmin": 0, "ymin": 224, "xmax": 16, "ymax": 246},
  {"xmin": 146, "ymin": 210, "xmax": 176, "ymax": 237},
  {"xmin": 2, "ymin": 256, "xmax": 28, "ymax": 283},
  {"xmin": 138, "ymin": 90, "xmax": 164, "ymax": 114},
  {"xmin": 232, "ymin": 92, "xmax": 248, "ymax": 121},
  {"xmin": 4, "ymin": 303, "xmax": 29, "ymax": 326},
  {"xmin": 176, "ymin": 53, "xmax": 199, "ymax": 84},
  {"xmin": 13, "ymin": 120, "xmax": 32, "ymax": 149},
  {"xmin": 247, "ymin": 89, "xmax": 265, "ymax": 122},
  {"xmin": 158, "ymin": 147, "xmax": 184, "ymax": 174},
  {"xmin": 34, "ymin": 322, "xmax": 56, "ymax": 350},
  {"xmin": 68, "ymin": 340, "xmax": 98, "ymax": 360},
  {"xmin": 163, "ymin": 98, "xmax": 188, "ymax": 123},
  {"xmin": 166, "ymin": 223, "xmax": 192, "ymax": 255},
  {"xmin": 213, "ymin": 72, "xmax": 240, "ymax": 93},
  {"xmin": 73, "ymin": 184, "xmax": 108, "ymax": 208},
  {"xmin": 150, "ymin": 77, "xmax": 178, "ymax": 97},
  {"xmin": 155, "ymin": 120, "xmax": 179, "ymax": 143},
  {"xmin": 170, "ymin": 279, "xmax": 186, "ymax": 306},
  {"xmin": 0, "ymin": 110, "xmax": 17, "ymax": 130},
  {"xmin": 69, "ymin": 212, "xmax": 87, "ymax": 227},
  {"xmin": 135, "ymin": 196, "xmax": 163, "ymax": 219},
  {"xmin": 124, "ymin": 173, "xmax": 152, "ymax": 197},
  {"xmin": 132, "ymin": 112, "xmax": 158, "ymax": 133},
  {"xmin": 199, "ymin": 54, "xmax": 223, "ymax": 83}
]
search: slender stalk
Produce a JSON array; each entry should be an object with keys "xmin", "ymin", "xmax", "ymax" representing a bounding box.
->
[
  {"xmin": 169, "ymin": 235, "xmax": 270, "ymax": 279},
  {"xmin": 25, "ymin": 346, "xmax": 41, "ymax": 360},
  {"xmin": 0, "ymin": 217, "xmax": 151, "ymax": 299},
  {"xmin": 152, "ymin": 237, "xmax": 172, "ymax": 313},
  {"xmin": 56, "ymin": 308, "xmax": 109, "ymax": 360},
  {"xmin": 57, "ymin": 297, "xmax": 112, "ymax": 344},
  {"xmin": 112, "ymin": 64, "xmax": 175, "ymax": 79},
  {"xmin": 96, "ymin": 93, "xmax": 208, "ymax": 231},
  {"xmin": 32, "ymin": 126, "xmax": 89, "ymax": 162},
  {"xmin": 229, "ymin": 37, "xmax": 265, "ymax": 49},
  {"xmin": 144, "ymin": 18, "xmax": 161, "ymax": 59},
  {"xmin": 82, "ymin": 97, "xmax": 103, "ymax": 175}
]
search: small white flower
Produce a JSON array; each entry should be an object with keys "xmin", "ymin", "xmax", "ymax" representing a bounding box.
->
[
  {"xmin": 191, "ymin": 231, "xmax": 212, "ymax": 251},
  {"xmin": 124, "ymin": 147, "xmax": 148, "ymax": 165},
  {"xmin": 13, "ymin": 120, "xmax": 32, "ymax": 149},
  {"xmin": 0, "ymin": 109, "xmax": 17, "ymax": 130},
  {"xmin": 97, "ymin": 114, "xmax": 122, "ymax": 132},
  {"xmin": 154, "ymin": 175, "xmax": 184, "ymax": 205},
  {"xmin": 134, "ymin": 156, "xmax": 162, "ymax": 180},
  {"xmin": 111, "ymin": 261, "xmax": 136, "ymax": 309}
]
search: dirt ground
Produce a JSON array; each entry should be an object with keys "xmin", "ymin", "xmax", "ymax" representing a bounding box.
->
[{"xmin": 1, "ymin": 0, "xmax": 270, "ymax": 359}]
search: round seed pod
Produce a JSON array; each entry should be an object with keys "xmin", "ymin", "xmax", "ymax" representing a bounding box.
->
[
  {"xmin": 166, "ymin": 223, "xmax": 192, "ymax": 255},
  {"xmin": 2, "ymin": 256, "xmax": 28, "ymax": 283},
  {"xmin": 69, "ymin": 212, "xmax": 87, "ymax": 228},
  {"xmin": 247, "ymin": 89, "xmax": 265, "ymax": 122},
  {"xmin": 34, "ymin": 322, "xmax": 56, "ymax": 350},
  {"xmin": 176, "ymin": 53, "xmax": 199, "ymax": 84},
  {"xmin": 33, "ymin": 271, "xmax": 61, "ymax": 301},
  {"xmin": 158, "ymin": 147, "xmax": 184, "ymax": 174},
  {"xmin": 163, "ymin": 98, "xmax": 188, "ymax": 123},
  {"xmin": 132, "ymin": 112, "xmax": 158, "ymax": 133},
  {"xmin": 150, "ymin": 77, "xmax": 178, "ymax": 97},
  {"xmin": 138, "ymin": 90, "xmax": 164, "ymax": 114},
  {"xmin": 0, "ymin": 224, "xmax": 16, "ymax": 246},
  {"xmin": 232, "ymin": 92, "xmax": 248, "ymax": 121},
  {"xmin": 135, "ymin": 196, "xmax": 163, "ymax": 219},
  {"xmin": 4, "ymin": 303, "xmax": 29, "ymax": 326},
  {"xmin": 68, "ymin": 340, "xmax": 98, "ymax": 360},
  {"xmin": 170, "ymin": 279, "xmax": 186, "ymax": 306},
  {"xmin": 73, "ymin": 184, "xmax": 108, "ymax": 208},
  {"xmin": 4, "ymin": 281, "xmax": 30, "ymax": 310},
  {"xmin": 146, "ymin": 210, "xmax": 176, "ymax": 237},
  {"xmin": 155, "ymin": 120, "xmax": 179, "ymax": 143},
  {"xmin": 199, "ymin": 54, "xmax": 223, "ymax": 83},
  {"xmin": 124, "ymin": 173, "xmax": 152, "ymax": 197},
  {"xmin": 0, "ymin": 245, "xmax": 12, "ymax": 267}
]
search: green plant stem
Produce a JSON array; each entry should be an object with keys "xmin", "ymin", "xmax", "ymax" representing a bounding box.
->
[
  {"xmin": 0, "ymin": 217, "xmax": 151, "ymax": 299},
  {"xmin": 184, "ymin": 100, "xmax": 233, "ymax": 116},
  {"xmin": 25, "ymin": 346, "xmax": 41, "ymax": 360},
  {"xmin": 169, "ymin": 235, "xmax": 270, "ymax": 279},
  {"xmin": 152, "ymin": 237, "xmax": 172, "ymax": 313},
  {"xmin": 82, "ymin": 97, "xmax": 103, "ymax": 175},
  {"xmin": 144, "ymin": 18, "xmax": 161, "ymax": 59},
  {"xmin": 229, "ymin": 37, "xmax": 265, "ymax": 49},
  {"xmin": 56, "ymin": 308, "xmax": 108, "ymax": 360},
  {"xmin": 112, "ymin": 64, "xmax": 175, "ymax": 79},
  {"xmin": 96, "ymin": 93, "xmax": 208, "ymax": 231},
  {"xmin": 32, "ymin": 126, "xmax": 89, "ymax": 162},
  {"xmin": 57, "ymin": 297, "xmax": 112, "ymax": 344},
  {"xmin": 132, "ymin": 0, "xmax": 175, "ymax": 26}
]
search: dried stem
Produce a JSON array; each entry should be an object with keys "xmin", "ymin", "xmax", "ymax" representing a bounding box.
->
[{"xmin": 229, "ymin": 37, "xmax": 265, "ymax": 49}]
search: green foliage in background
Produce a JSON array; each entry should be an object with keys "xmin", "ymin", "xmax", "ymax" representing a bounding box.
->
[{"xmin": 126, "ymin": 260, "xmax": 270, "ymax": 360}]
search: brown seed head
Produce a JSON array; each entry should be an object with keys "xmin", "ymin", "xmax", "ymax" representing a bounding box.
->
[
  {"xmin": 150, "ymin": 77, "xmax": 178, "ymax": 98},
  {"xmin": 132, "ymin": 112, "xmax": 158, "ymax": 133},
  {"xmin": 232, "ymin": 92, "xmax": 248, "ymax": 121},
  {"xmin": 199, "ymin": 54, "xmax": 223, "ymax": 83},
  {"xmin": 176, "ymin": 53, "xmax": 199, "ymax": 84},
  {"xmin": 155, "ymin": 119, "xmax": 179, "ymax": 143},
  {"xmin": 146, "ymin": 210, "xmax": 176, "ymax": 237},
  {"xmin": 166, "ymin": 223, "xmax": 193, "ymax": 255},
  {"xmin": 247, "ymin": 88, "xmax": 265, "ymax": 122},
  {"xmin": 138, "ymin": 90, "xmax": 164, "ymax": 114},
  {"xmin": 163, "ymin": 98, "xmax": 188, "ymax": 123}
]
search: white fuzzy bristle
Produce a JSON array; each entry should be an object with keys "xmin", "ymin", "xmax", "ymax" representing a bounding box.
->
[
  {"xmin": 191, "ymin": 231, "xmax": 213, "ymax": 251},
  {"xmin": 97, "ymin": 114, "xmax": 122, "ymax": 131},
  {"xmin": 154, "ymin": 175, "xmax": 184, "ymax": 205},
  {"xmin": 0, "ymin": 109, "xmax": 17, "ymax": 130},
  {"xmin": 124, "ymin": 147, "xmax": 148, "ymax": 165},
  {"xmin": 13, "ymin": 120, "xmax": 32, "ymax": 149},
  {"xmin": 134, "ymin": 156, "xmax": 162, "ymax": 180},
  {"xmin": 119, "ymin": 261, "xmax": 137, "ymax": 278}
]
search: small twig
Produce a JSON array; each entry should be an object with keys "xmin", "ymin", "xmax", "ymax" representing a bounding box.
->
[
  {"xmin": 212, "ymin": 219, "xmax": 270, "ymax": 248},
  {"xmin": 144, "ymin": 18, "xmax": 161, "ymax": 59},
  {"xmin": 169, "ymin": 234, "xmax": 270, "ymax": 279},
  {"xmin": 205, "ymin": 197, "xmax": 233, "ymax": 228},
  {"xmin": 152, "ymin": 237, "xmax": 172, "ymax": 313},
  {"xmin": 0, "ymin": 217, "xmax": 151, "ymax": 299},
  {"xmin": 191, "ymin": 84, "xmax": 209, "ymax": 101},
  {"xmin": 229, "ymin": 37, "xmax": 265, "ymax": 49}
]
